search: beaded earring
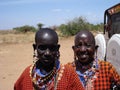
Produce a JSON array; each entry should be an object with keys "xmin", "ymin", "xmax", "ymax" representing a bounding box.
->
[
  {"xmin": 33, "ymin": 49, "xmax": 38, "ymax": 63},
  {"xmin": 32, "ymin": 44, "xmax": 38, "ymax": 63},
  {"xmin": 94, "ymin": 45, "xmax": 99, "ymax": 69},
  {"xmin": 95, "ymin": 45, "xmax": 99, "ymax": 59},
  {"xmin": 56, "ymin": 51, "xmax": 60, "ymax": 60},
  {"xmin": 74, "ymin": 53, "xmax": 76, "ymax": 61}
]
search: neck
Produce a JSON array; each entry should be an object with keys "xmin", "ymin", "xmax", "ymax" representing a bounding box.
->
[{"xmin": 75, "ymin": 60, "xmax": 94, "ymax": 72}]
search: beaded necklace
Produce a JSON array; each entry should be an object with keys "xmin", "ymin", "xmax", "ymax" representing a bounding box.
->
[
  {"xmin": 74, "ymin": 58, "xmax": 99, "ymax": 90},
  {"xmin": 30, "ymin": 60, "xmax": 65, "ymax": 90}
]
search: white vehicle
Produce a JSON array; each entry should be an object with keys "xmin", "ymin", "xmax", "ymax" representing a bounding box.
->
[{"xmin": 95, "ymin": 3, "xmax": 120, "ymax": 74}]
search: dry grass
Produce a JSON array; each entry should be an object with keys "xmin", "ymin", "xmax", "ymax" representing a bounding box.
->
[
  {"xmin": 0, "ymin": 30, "xmax": 70, "ymax": 44},
  {"xmin": 0, "ymin": 32, "xmax": 35, "ymax": 44},
  {"xmin": 0, "ymin": 30, "xmax": 100, "ymax": 44}
]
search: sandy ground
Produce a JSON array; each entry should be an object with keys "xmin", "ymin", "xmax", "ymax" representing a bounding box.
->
[{"xmin": 0, "ymin": 37, "xmax": 74, "ymax": 90}]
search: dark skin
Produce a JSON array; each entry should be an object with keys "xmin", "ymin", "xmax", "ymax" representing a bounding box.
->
[
  {"xmin": 33, "ymin": 28, "xmax": 60, "ymax": 73},
  {"xmin": 72, "ymin": 30, "xmax": 98, "ymax": 72}
]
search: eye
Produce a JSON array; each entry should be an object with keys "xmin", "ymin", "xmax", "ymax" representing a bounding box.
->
[
  {"xmin": 49, "ymin": 46, "xmax": 57, "ymax": 51},
  {"xmin": 37, "ymin": 45, "xmax": 58, "ymax": 51},
  {"xmin": 38, "ymin": 45, "xmax": 47, "ymax": 50},
  {"xmin": 75, "ymin": 43, "xmax": 82, "ymax": 48},
  {"xmin": 86, "ymin": 44, "xmax": 91, "ymax": 47},
  {"xmin": 75, "ymin": 45, "xmax": 81, "ymax": 48},
  {"xmin": 74, "ymin": 45, "xmax": 82, "ymax": 49}
]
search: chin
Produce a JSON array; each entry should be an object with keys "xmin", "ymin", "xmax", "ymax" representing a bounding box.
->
[
  {"xmin": 44, "ymin": 60, "xmax": 55, "ymax": 65},
  {"xmin": 78, "ymin": 58, "xmax": 89, "ymax": 64}
]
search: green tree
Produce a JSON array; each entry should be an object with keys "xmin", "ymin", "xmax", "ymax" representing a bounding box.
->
[
  {"xmin": 59, "ymin": 16, "xmax": 89, "ymax": 36},
  {"xmin": 37, "ymin": 23, "xmax": 44, "ymax": 30},
  {"xmin": 13, "ymin": 25, "xmax": 37, "ymax": 33},
  {"xmin": 59, "ymin": 16, "xmax": 104, "ymax": 36}
]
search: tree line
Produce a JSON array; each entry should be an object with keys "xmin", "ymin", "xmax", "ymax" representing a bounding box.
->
[{"xmin": 13, "ymin": 16, "xmax": 104, "ymax": 36}]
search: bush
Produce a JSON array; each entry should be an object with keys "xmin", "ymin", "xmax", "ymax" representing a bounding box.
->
[
  {"xmin": 59, "ymin": 16, "xmax": 90, "ymax": 36},
  {"xmin": 59, "ymin": 16, "xmax": 103, "ymax": 36},
  {"xmin": 13, "ymin": 25, "xmax": 37, "ymax": 33}
]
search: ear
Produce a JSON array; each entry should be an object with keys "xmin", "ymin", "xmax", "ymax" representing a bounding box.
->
[
  {"xmin": 95, "ymin": 45, "xmax": 99, "ymax": 51},
  {"xmin": 56, "ymin": 44, "xmax": 60, "ymax": 50},
  {"xmin": 33, "ymin": 44, "xmax": 36, "ymax": 51},
  {"xmin": 72, "ymin": 46, "xmax": 77, "ymax": 60},
  {"xmin": 72, "ymin": 46, "xmax": 75, "ymax": 51},
  {"xmin": 58, "ymin": 44, "xmax": 60, "ymax": 49}
]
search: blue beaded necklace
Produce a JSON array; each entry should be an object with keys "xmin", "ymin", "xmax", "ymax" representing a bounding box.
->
[{"xmin": 76, "ymin": 58, "xmax": 99, "ymax": 88}]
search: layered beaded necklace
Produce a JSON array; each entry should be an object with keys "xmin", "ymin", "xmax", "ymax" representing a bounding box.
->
[
  {"xmin": 30, "ymin": 60, "xmax": 60, "ymax": 90},
  {"xmin": 73, "ymin": 58, "xmax": 100, "ymax": 90}
]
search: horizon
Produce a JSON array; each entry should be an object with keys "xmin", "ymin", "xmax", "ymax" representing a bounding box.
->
[{"xmin": 0, "ymin": 0, "xmax": 120, "ymax": 30}]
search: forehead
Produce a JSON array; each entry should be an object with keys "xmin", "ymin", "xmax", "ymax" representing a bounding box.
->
[
  {"xmin": 75, "ymin": 31, "xmax": 95, "ymax": 44},
  {"xmin": 36, "ymin": 38, "xmax": 58, "ymax": 45},
  {"xmin": 36, "ymin": 31, "xmax": 58, "ymax": 45}
]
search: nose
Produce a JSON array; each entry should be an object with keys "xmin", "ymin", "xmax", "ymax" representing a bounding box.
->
[
  {"xmin": 80, "ymin": 46, "xmax": 87, "ymax": 52},
  {"xmin": 44, "ymin": 48, "xmax": 51, "ymax": 56}
]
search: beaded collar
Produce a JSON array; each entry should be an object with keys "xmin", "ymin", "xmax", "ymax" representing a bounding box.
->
[
  {"xmin": 30, "ymin": 60, "xmax": 65, "ymax": 90},
  {"xmin": 73, "ymin": 58, "xmax": 100, "ymax": 89}
]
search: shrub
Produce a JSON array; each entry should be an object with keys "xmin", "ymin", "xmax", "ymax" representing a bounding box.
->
[{"xmin": 13, "ymin": 25, "xmax": 37, "ymax": 33}]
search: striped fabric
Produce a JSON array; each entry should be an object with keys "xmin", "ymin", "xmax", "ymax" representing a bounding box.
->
[{"xmin": 14, "ymin": 64, "xmax": 84, "ymax": 90}]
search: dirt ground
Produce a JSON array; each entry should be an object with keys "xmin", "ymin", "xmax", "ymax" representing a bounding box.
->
[{"xmin": 0, "ymin": 37, "xmax": 75, "ymax": 90}]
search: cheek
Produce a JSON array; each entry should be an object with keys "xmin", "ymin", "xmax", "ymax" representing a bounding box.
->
[
  {"xmin": 37, "ymin": 50, "xmax": 49, "ymax": 58},
  {"xmin": 37, "ymin": 50, "xmax": 44, "ymax": 55},
  {"xmin": 73, "ymin": 48, "xmax": 80, "ymax": 53},
  {"xmin": 74, "ymin": 49, "xmax": 79, "ymax": 55},
  {"xmin": 52, "ymin": 51, "xmax": 58, "ymax": 56},
  {"xmin": 88, "ymin": 48, "xmax": 95, "ymax": 55}
]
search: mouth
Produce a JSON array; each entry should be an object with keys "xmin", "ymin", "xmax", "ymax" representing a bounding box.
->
[
  {"xmin": 78, "ymin": 54, "xmax": 89, "ymax": 61},
  {"xmin": 43, "ymin": 57, "xmax": 54, "ymax": 63},
  {"xmin": 43, "ymin": 59, "xmax": 49, "ymax": 62},
  {"xmin": 81, "ymin": 54, "xmax": 87, "ymax": 58}
]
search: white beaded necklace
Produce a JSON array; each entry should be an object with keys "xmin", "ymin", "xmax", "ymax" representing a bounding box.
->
[{"xmin": 29, "ymin": 62, "xmax": 65, "ymax": 90}]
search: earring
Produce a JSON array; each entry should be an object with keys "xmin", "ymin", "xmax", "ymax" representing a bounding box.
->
[
  {"xmin": 33, "ymin": 50, "xmax": 38, "ymax": 63},
  {"xmin": 33, "ymin": 50, "xmax": 36, "ymax": 58},
  {"xmin": 95, "ymin": 45, "xmax": 99, "ymax": 59},
  {"xmin": 56, "ymin": 51, "xmax": 60, "ymax": 60},
  {"xmin": 74, "ymin": 52, "xmax": 77, "ymax": 61},
  {"xmin": 95, "ymin": 48, "xmax": 98, "ymax": 60}
]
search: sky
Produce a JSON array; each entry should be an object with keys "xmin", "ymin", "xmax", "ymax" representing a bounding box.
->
[{"xmin": 0, "ymin": 0, "xmax": 120, "ymax": 30}]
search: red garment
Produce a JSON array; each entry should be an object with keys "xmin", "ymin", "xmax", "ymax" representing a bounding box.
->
[
  {"xmin": 14, "ymin": 64, "xmax": 84, "ymax": 90},
  {"xmin": 69, "ymin": 60, "xmax": 120, "ymax": 90},
  {"xmin": 94, "ymin": 61, "xmax": 120, "ymax": 90}
]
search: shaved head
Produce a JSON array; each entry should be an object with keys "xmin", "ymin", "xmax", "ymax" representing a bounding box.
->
[
  {"xmin": 75, "ymin": 30, "xmax": 95, "ymax": 46},
  {"xmin": 35, "ymin": 28, "xmax": 58, "ymax": 45}
]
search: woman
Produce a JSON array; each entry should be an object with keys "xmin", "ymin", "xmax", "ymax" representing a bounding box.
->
[
  {"xmin": 14, "ymin": 28, "xmax": 84, "ymax": 90},
  {"xmin": 69, "ymin": 30, "xmax": 120, "ymax": 90}
]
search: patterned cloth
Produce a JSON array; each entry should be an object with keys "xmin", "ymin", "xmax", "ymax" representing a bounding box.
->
[
  {"xmin": 14, "ymin": 64, "xmax": 84, "ymax": 90},
  {"xmin": 94, "ymin": 61, "xmax": 120, "ymax": 90},
  {"xmin": 69, "ymin": 60, "xmax": 120, "ymax": 90}
]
